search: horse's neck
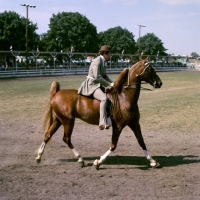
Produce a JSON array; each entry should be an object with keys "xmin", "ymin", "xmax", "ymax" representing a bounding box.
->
[
  {"xmin": 122, "ymin": 69, "xmax": 141, "ymax": 105},
  {"xmin": 108, "ymin": 84, "xmax": 140, "ymax": 110},
  {"xmin": 107, "ymin": 66, "xmax": 142, "ymax": 128},
  {"xmin": 108, "ymin": 65, "xmax": 142, "ymax": 107},
  {"xmin": 124, "ymin": 85, "xmax": 140, "ymax": 105}
]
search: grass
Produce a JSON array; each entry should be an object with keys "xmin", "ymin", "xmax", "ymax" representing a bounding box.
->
[
  {"xmin": 0, "ymin": 71, "xmax": 200, "ymax": 131},
  {"xmin": 139, "ymin": 71, "xmax": 200, "ymax": 131}
]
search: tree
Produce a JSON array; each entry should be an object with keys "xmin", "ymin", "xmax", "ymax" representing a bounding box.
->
[
  {"xmin": 38, "ymin": 33, "xmax": 48, "ymax": 51},
  {"xmin": 139, "ymin": 33, "xmax": 168, "ymax": 56},
  {"xmin": 0, "ymin": 11, "xmax": 39, "ymax": 51},
  {"xmin": 45, "ymin": 12, "xmax": 98, "ymax": 52},
  {"xmin": 191, "ymin": 52, "xmax": 199, "ymax": 58},
  {"xmin": 98, "ymin": 26, "xmax": 137, "ymax": 54}
]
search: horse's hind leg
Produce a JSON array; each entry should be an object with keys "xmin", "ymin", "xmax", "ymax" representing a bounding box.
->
[
  {"xmin": 36, "ymin": 119, "xmax": 61, "ymax": 163},
  {"xmin": 128, "ymin": 121, "xmax": 160, "ymax": 167},
  {"xmin": 62, "ymin": 119, "xmax": 85, "ymax": 167}
]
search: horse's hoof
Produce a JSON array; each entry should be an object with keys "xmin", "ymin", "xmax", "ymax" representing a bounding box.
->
[
  {"xmin": 150, "ymin": 160, "xmax": 160, "ymax": 168},
  {"xmin": 154, "ymin": 162, "xmax": 160, "ymax": 168},
  {"xmin": 93, "ymin": 159, "xmax": 100, "ymax": 170},
  {"xmin": 35, "ymin": 156, "xmax": 41, "ymax": 164},
  {"xmin": 36, "ymin": 157, "xmax": 41, "ymax": 164},
  {"xmin": 94, "ymin": 164, "xmax": 100, "ymax": 170},
  {"xmin": 78, "ymin": 160, "xmax": 85, "ymax": 168}
]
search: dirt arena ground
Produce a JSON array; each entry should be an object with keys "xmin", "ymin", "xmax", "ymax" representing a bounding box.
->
[
  {"xmin": 1, "ymin": 119, "xmax": 200, "ymax": 200},
  {"xmin": 0, "ymin": 74, "xmax": 200, "ymax": 200}
]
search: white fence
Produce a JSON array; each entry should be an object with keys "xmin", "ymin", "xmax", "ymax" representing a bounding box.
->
[
  {"xmin": 0, "ymin": 65, "xmax": 198, "ymax": 79},
  {"xmin": 0, "ymin": 51, "xmax": 199, "ymax": 78}
]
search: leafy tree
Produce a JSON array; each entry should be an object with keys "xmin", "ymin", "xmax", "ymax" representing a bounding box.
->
[
  {"xmin": 0, "ymin": 11, "xmax": 39, "ymax": 51},
  {"xmin": 38, "ymin": 33, "xmax": 48, "ymax": 51},
  {"xmin": 191, "ymin": 52, "xmax": 199, "ymax": 58},
  {"xmin": 139, "ymin": 33, "xmax": 168, "ymax": 56},
  {"xmin": 45, "ymin": 12, "xmax": 98, "ymax": 52},
  {"xmin": 98, "ymin": 26, "xmax": 137, "ymax": 54}
]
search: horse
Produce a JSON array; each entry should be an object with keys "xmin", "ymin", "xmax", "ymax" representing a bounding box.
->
[{"xmin": 36, "ymin": 57, "xmax": 162, "ymax": 169}]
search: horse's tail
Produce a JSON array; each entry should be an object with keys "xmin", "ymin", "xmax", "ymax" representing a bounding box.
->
[{"xmin": 42, "ymin": 81, "xmax": 60, "ymax": 142}]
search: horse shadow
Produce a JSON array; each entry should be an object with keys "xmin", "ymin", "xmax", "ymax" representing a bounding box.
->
[{"xmin": 59, "ymin": 155, "xmax": 200, "ymax": 170}]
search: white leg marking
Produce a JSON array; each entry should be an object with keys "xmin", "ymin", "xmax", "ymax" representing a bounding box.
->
[
  {"xmin": 71, "ymin": 148, "xmax": 84, "ymax": 167},
  {"xmin": 144, "ymin": 150, "xmax": 155, "ymax": 162},
  {"xmin": 144, "ymin": 150, "xmax": 157, "ymax": 167},
  {"xmin": 36, "ymin": 142, "xmax": 46, "ymax": 161},
  {"xmin": 71, "ymin": 148, "xmax": 81, "ymax": 158},
  {"xmin": 72, "ymin": 148, "xmax": 84, "ymax": 162},
  {"xmin": 94, "ymin": 148, "xmax": 112, "ymax": 168},
  {"xmin": 38, "ymin": 142, "xmax": 46, "ymax": 155},
  {"xmin": 99, "ymin": 148, "xmax": 112, "ymax": 164}
]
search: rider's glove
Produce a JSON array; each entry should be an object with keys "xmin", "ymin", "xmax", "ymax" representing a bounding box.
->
[{"xmin": 110, "ymin": 82, "xmax": 114, "ymax": 87}]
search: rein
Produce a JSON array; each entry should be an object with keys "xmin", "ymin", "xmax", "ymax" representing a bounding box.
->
[
  {"xmin": 123, "ymin": 62, "xmax": 155, "ymax": 91},
  {"xmin": 109, "ymin": 63, "xmax": 143, "ymax": 127},
  {"xmin": 110, "ymin": 61, "xmax": 155, "ymax": 129},
  {"xmin": 111, "ymin": 91, "xmax": 124, "ymax": 129}
]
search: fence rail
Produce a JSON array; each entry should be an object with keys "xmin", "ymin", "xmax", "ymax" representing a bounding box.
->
[
  {"xmin": 0, "ymin": 66, "xmax": 198, "ymax": 79},
  {"xmin": 0, "ymin": 51, "xmax": 199, "ymax": 78}
]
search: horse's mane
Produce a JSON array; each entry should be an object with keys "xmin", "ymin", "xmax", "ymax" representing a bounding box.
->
[
  {"xmin": 112, "ymin": 68, "xmax": 129, "ymax": 93},
  {"xmin": 106, "ymin": 68, "xmax": 130, "ymax": 129}
]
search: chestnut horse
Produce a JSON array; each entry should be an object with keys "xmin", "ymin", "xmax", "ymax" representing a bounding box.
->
[{"xmin": 36, "ymin": 57, "xmax": 162, "ymax": 169}]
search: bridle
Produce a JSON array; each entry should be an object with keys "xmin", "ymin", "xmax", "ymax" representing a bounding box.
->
[
  {"xmin": 123, "ymin": 61, "xmax": 156, "ymax": 91},
  {"xmin": 111, "ymin": 61, "xmax": 155, "ymax": 129}
]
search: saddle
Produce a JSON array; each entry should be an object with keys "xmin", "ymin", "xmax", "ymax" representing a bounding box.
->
[
  {"xmin": 80, "ymin": 88, "xmax": 112, "ymax": 118},
  {"xmin": 80, "ymin": 87, "xmax": 123, "ymax": 128}
]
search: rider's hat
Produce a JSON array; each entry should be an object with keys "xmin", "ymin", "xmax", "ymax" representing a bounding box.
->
[{"xmin": 99, "ymin": 45, "xmax": 112, "ymax": 52}]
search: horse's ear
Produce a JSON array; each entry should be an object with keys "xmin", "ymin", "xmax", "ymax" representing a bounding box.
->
[
  {"xmin": 139, "ymin": 52, "xmax": 144, "ymax": 61},
  {"xmin": 140, "ymin": 56, "xmax": 148, "ymax": 62},
  {"xmin": 144, "ymin": 57, "xmax": 149, "ymax": 62}
]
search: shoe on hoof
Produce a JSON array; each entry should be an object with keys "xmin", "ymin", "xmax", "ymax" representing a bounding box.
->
[
  {"xmin": 150, "ymin": 160, "xmax": 160, "ymax": 168},
  {"xmin": 93, "ymin": 159, "xmax": 100, "ymax": 170}
]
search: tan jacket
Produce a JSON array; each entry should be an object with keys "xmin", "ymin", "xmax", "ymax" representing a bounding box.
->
[{"xmin": 78, "ymin": 56, "xmax": 112, "ymax": 96}]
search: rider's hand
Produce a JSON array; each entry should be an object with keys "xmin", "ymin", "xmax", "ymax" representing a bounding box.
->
[
  {"xmin": 110, "ymin": 82, "xmax": 114, "ymax": 87},
  {"xmin": 105, "ymin": 86, "xmax": 113, "ymax": 93}
]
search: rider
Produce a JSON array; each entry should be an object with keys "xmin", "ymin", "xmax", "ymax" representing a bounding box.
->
[{"xmin": 78, "ymin": 45, "xmax": 114, "ymax": 130}]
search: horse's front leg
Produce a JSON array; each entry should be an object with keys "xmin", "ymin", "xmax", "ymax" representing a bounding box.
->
[
  {"xmin": 93, "ymin": 148, "xmax": 112, "ymax": 170},
  {"xmin": 128, "ymin": 122, "xmax": 160, "ymax": 168},
  {"xmin": 94, "ymin": 123, "xmax": 122, "ymax": 170}
]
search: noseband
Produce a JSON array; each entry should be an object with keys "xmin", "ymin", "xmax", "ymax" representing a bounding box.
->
[{"xmin": 136, "ymin": 62, "xmax": 150, "ymax": 76}]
